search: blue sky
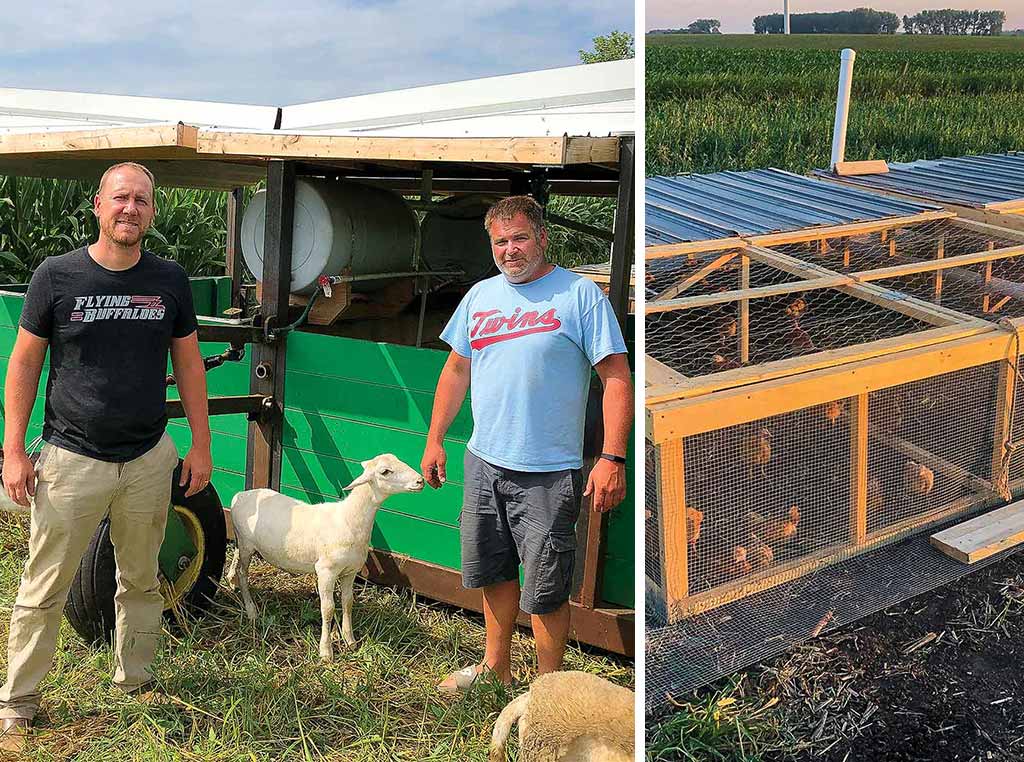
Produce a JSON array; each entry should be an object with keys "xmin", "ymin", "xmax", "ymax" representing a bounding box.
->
[{"xmin": 0, "ymin": 1, "xmax": 633, "ymax": 105}]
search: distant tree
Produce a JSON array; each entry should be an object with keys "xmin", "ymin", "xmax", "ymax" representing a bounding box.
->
[
  {"xmin": 579, "ymin": 31, "xmax": 634, "ymax": 63},
  {"xmin": 685, "ymin": 18, "xmax": 722, "ymax": 34},
  {"xmin": 752, "ymin": 7, "xmax": 899, "ymax": 33},
  {"xmin": 903, "ymin": 14, "xmax": 915, "ymax": 33}
]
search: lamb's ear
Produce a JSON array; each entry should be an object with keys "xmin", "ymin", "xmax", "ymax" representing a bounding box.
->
[{"xmin": 344, "ymin": 469, "xmax": 374, "ymax": 491}]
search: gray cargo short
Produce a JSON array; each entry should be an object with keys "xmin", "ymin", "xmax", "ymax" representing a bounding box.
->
[{"xmin": 459, "ymin": 449, "xmax": 583, "ymax": 615}]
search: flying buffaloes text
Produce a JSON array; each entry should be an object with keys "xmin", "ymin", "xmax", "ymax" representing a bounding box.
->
[{"xmin": 70, "ymin": 295, "xmax": 166, "ymax": 323}]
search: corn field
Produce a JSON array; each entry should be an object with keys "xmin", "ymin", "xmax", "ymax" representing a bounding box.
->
[
  {"xmin": 0, "ymin": 176, "xmax": 614, "ymax": 283},
  {"xmin": 647, "ymin": 34, "xmax": 1024, "ymax": 176}
]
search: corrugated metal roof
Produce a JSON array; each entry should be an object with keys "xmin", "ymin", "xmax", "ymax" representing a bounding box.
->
[
  {"xmin": 813, "ymin": 153, "xmax": 1024, "ymax": 209},
  {"xmin": 645, "ymin": 168, "xmax": 940, "ymax": 245}
]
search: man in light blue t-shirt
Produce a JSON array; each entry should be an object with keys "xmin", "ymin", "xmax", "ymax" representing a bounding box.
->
[{"xmin": 421, "ymin": 196, "xmax": 632, "ymax": 694}]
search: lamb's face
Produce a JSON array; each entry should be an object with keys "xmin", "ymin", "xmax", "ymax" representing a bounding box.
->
[{"xmin": 346, "ymin": 455, "xmax": 424, "ymax": 496}]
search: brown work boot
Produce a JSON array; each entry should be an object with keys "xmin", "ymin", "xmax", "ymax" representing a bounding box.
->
[{"xmin": 0, "ymin": 717, "xmax": 30, "ymax": 754}]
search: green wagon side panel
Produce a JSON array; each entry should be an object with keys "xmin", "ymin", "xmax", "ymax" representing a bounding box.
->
[
  {"xmin": 283, "ymin": 411, "xmax": 468, "ymax": 483},
  {"xmin": 283, "ymin": 369, "xmax": 474, "ymax": 441},
  {"xmin": 286, "ymin": 331, "xmax": 449, "ymax": 392},
  {"xmin": 0, "ymin": 295, "xmax": 24, "ymax": 328},
  {"xmin": 600, "ymin": 557, "xmax": 633, "ymax": 607}
]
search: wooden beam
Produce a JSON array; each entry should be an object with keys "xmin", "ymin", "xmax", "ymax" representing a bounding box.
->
[
  {"xmin": 0, "ymin": 122, "xmax": 197, "ymax": 155},
  {"xmin": 649, "ymin": 324, "xmax": 1018, "ymax": 442},
  {"xmin": 930, "ymin": 500, "xmax": 1024, "ymax": 563},
  {"xmin": 851, "ymin": 394, "xmax": 868, "ymax": 544},
  {"xmin": 646, "ymin": 355, "xmax": 687, "ymax": 389},
  {"xmin": 644, "ymin": 322, "xmax": 993, "ymax": 406},
  {"xmin": 983, "ymin": 241, "xmax": 995, "ymax": 313},
  {"xmin": 645, "ymin": 238, "xmax": 747, "ymax": 261},
  {"xmin": 870, "ymin": 430, "xmax": 998, "ymax": 498},
  {"xmin": 654, "ymin": 250, "xmax": 739, "ymax": 301},
  {"xmin": 952, "ymin": 216, "xmax": 1024, "ymax": 245},
  {"xmin": 934, "ymin": 234, "xmax": 944, "ymax": 302},
  {"xmin": 657, "ymin": 440, "xmax": 689, "ymax": 623},
  {"xmin": 645, "ymin": 274, "xmax": 847, "ymax": 314},
  {"xmin": 746, "ymin": 211, "xmax": 953, "ymax": 247},
  {"xmin": 197, "ymin": 130, "xmax": 618, "ymax": 167}
]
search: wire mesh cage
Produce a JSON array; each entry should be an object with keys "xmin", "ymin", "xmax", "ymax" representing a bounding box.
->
[{"xmin": 646, "ymin": 212, "xmax": 1024, "ymax": 712}]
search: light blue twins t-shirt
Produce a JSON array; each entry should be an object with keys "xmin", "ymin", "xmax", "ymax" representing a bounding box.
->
[{"xmin": 440, "ymin": 266, "xmax": 627, "ymax": 472}]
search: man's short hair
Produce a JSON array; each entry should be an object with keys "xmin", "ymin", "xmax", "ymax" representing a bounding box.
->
[
  {"xmin": 484, "ymin": 195, "xmax": 545, "ymax": 238},
  {"xmin": 97, "ymin": 162, "xmax": 156, "ymax": 197}
]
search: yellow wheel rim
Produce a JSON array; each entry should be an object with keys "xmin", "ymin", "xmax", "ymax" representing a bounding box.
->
[{"xmin": 160, "ymin": 505, "xmax": 206, "ymax": 612}]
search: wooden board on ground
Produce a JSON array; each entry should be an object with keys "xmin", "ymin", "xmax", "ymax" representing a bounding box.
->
[{"xmin": 930, "ymin": 499, "xmax": 1024, "ymax": 563}]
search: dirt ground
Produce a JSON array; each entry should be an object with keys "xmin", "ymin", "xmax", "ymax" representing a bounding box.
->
[{"xmin": 777, "ymin": 552, "xmax": 1024, "ymax": 762}]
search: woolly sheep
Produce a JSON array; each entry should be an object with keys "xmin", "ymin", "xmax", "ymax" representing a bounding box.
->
[
  {"xmin": 489, "ymin": 671, "xmax": 635, "ymax": 762},
  {"xmin": 226, "ymin": 453, "xmax": 424, "ymax": 661}
]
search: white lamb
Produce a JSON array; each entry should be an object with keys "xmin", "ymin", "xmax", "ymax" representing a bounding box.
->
[
  {"xmin": 489, "ymin": 671, "xmax": 635, "ymax": 762},
  {"xmin": 226, "ymin": 453, "xmax": 424, "ymax": 661}
]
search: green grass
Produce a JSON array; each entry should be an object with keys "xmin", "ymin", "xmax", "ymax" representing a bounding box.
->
[
  {"xmin": 0, "ymin": 512, "xmax": 632, "ymax": 761},
  {"xmin": 646, "ymin": 34, "xmax": 1024, "ymax": 176}
]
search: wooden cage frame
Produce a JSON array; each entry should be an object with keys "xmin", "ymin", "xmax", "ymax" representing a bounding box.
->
[{"xmin": 646, "ymin": 212, "xmax": 1024, "ymax": 624}]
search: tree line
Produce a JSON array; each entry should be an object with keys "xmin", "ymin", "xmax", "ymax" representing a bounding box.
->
[
  {"xmin": 650, "ymin": 7, "xmax": 1009, "ymax": 35},
  {"xmin": 903, "ymin": 9, "xmax": 1005, "ymax": 35}
]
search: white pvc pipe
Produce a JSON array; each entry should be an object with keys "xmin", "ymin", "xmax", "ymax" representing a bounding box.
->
[
  {"xmin": 784, "ymin": 0, "xmax": 790, "ymax": 34},
  {"xmin": 830, "ymin": 48, "xmax": 856, "ymax": 169}
]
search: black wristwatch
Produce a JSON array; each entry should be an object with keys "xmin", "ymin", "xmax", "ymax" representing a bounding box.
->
[{"xmin": 600, "ymin": 453, "xmax": 627, "ymax": 465}]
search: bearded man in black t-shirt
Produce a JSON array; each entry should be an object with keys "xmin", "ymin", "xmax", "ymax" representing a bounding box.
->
[{"xmin": 0, "ymin": 163, "xmax": 212, "ymax": 749}]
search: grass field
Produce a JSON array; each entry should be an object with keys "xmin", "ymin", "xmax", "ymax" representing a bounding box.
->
[
  {"xmin": 0, "ymin": 513, "xmax": 632, "ymax": 761},
  {"xmin": 646, "ymin": 34, "xmax": 1024, "ymax": 176}
]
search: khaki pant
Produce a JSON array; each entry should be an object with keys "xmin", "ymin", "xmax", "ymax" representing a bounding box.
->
[{"xmin": 0, "ymin": 433, "xmax": 178, "ymax": 720}]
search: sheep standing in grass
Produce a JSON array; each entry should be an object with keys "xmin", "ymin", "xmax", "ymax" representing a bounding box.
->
[
  {"xmin": 226, "ymin": 454, "xmax": 424, "ymax": 661},
  {"xmin": 489, "ymin": 671, "xmax": 635, "ymax": 762}
]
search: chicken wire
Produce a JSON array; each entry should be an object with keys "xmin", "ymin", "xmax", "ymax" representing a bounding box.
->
[
  {"xmin": 646, "ymin": 362, "xmax": 1011, "ymax": 709},
  {"xmin": 646, "ymin": 250, "xmax": 801, "ymax": 302},
  {"xmin": 646, "ymin": 285, "xmax": 935, "ymax": 379}
]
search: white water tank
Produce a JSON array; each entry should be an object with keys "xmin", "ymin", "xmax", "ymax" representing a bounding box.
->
[
  {"xmin": 241, "ymin": 179, "xmax": 417, "ymax": 295},
  {"xmin": 419, "ymin": 196, "xmax": 498, "ymax": 286}
]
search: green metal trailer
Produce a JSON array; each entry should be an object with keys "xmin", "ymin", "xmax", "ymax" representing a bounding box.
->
[{"xmin": 0, "ymin": 124, "xmax": 635, "ymax": 654}]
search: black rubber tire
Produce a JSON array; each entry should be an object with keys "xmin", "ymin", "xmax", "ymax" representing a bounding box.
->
[{"xmin": 64, "ymin": 460, "xmax": 228, "ymax": 645}]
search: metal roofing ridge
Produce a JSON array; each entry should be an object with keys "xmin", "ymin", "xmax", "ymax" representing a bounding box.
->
[
  {"xmin": 0, "ymin": 87, "xmax": 278, "ymax": 130},
  {"xmin": 279, "ymin": 60, "xmax": 634, "ymax": 131}
]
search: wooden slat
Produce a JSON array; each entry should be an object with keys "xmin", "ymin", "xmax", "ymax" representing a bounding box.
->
[
  {"xmin": 562, "ymin": 137, "xmax": 621, "ymax": 165},
  {"xmin": 834, "ymin": 160, "xmax": 889, "ymax": 176},
  {"xmin": 739, "ymin": 253, "xmax": 750, "ymax": 364},
  {"xmin": 654, "ymin": 250, "xmax": 738, "ymax": 301},
  {"xmin": 657, "ymin": 440, "xmax": 688, "ymax": 622},
  {"xmin": 645, "ymin": 238, "xmax": 746, "ymax": 260},
  {"xmin": 931, "ymin": 500, "xmax": 1024, "ymax": 563}
]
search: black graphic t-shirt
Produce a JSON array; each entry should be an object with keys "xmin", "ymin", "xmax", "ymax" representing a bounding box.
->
[{"xmin": 20, "ymin": 247, "xmax": 198, "ymax": 462}]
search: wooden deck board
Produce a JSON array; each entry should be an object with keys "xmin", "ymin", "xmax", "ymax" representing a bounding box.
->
[{"xmin": 930, "ymin": 499, "xmax": 1024, "ymax": 563}]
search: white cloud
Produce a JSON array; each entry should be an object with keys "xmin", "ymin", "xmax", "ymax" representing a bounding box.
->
[{"xmin": 0, "ymin": 1, "xmax": 632, "ymax": 103}]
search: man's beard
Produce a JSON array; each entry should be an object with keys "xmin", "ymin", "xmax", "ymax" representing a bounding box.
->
[
  {"xmin": 103, "ymin": 220, "xmax": 144, "ymax": 247},
  {"xmin": 497, "ymin": 256, "xmax": 542, "ymax": 284}
]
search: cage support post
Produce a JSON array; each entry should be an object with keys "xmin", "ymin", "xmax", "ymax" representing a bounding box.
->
[
  {"xmin": 246, "ymin": 160, "xmax": 294, "ymax": 491},
  {"xmin": 983, "ymin": 241, "xmax": 995, "ymax": 313},
  {"xmin": 739, "ymin": 253, "xmax": 750, "ymax": 363},
  {"xmin": 850, "ymin": 393, "xmax": 869, "ymax": 543},
  {"xmin": 225, "ymin": 187, "xmax": 245, "ymax": 315},
  {"xmin": 993, "ymin": 352, "xmax": 1017, "ymax": 501},
  {"xmin": 934, "ymin": 234, "xmax": 945, "ymax": 302},
  {"xmin": 658, "ymin": 439, "xmax": 688, "ymax": 623}
]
